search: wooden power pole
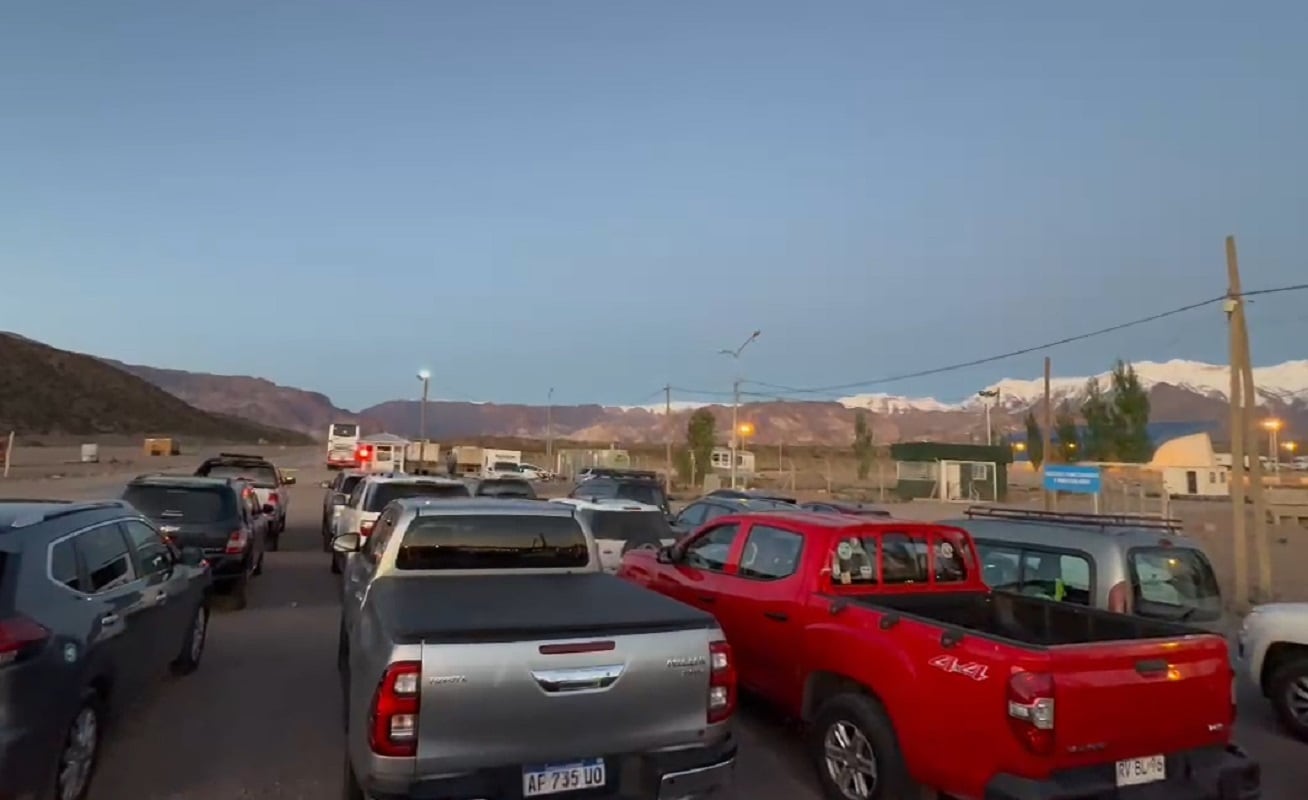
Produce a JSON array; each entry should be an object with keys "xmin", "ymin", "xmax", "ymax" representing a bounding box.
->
[
  {"xmin": 1226, "ymin": 236, "xmax": 1272, "ymax": 604},
  {"xmin": 1042, "ymin": 356, "xmax": 1053, "ymax": 510}
]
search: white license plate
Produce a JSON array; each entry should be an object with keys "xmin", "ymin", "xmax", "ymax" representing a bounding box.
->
[
  {"xmin": 523, "ymin": 758, "xmax": 606, "ymax": 796},
  {"xmin": 1115, "ymin": 754, "xmax": 1166, "ymax": 787}
]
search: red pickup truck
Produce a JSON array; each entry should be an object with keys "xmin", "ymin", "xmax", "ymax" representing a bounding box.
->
[{"xmin": 618, "ymin": 510, "xmax": 1260, "ymax": 800}]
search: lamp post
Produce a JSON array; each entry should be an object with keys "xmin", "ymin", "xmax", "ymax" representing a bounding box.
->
[
  {"xmin": 1263, "ymin": 418, "xmax": 1283, "ymax": 473},
  {"xmin": 977, "ymin": 389, "xmax": 999, "ymax": 445},
  {"xmin": 719, "ymin": 330, "xmax": 761, "ymax": 490},
  {"xmin": 416, "ymin": 369, "xmax": 430, "ymax": 446}
]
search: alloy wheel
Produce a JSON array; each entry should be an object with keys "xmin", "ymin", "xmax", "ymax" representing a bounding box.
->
[
  {"xmin": 58, "ymin": 706, "xmax": 98, "ymax": 800},
  {"xmin": 823, "ymin": 720, "xmax": 878, "ymax": 800}
]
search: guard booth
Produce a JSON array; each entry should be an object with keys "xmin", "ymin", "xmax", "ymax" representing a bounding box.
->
[
  {"xmin": 358, "ymin": 433, "xmax": 410, "ymax": 473},
  {"xmin": 890, "ymin": 442, "xmax": 1012, "ymax": 502}
]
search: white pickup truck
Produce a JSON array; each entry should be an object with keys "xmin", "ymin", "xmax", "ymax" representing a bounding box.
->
[
  {"xmin": 1239, "ymin": 602, "xmax": 1308, "ymax": 741},
  {"xmin": 332, "ymin": 497, "xmax": 737, "ymax": 800}
]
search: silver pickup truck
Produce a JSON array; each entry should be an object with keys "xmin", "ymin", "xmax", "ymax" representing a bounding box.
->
[{"xmin": 331, "ymin": 497, "xmax": 737, "ymax": 800}]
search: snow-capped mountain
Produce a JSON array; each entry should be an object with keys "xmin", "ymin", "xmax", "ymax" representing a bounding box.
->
[{"xmin": 837, "ymin": 359, "xmax": 1308, "ymax": 414}]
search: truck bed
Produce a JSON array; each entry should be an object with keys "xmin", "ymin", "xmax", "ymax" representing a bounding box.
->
[
  {"xmin": 370, "ymin": 571, "xmax": 716, "ymax": 644},
  {"xmin": 844, "ymin": 589, "xmax": 1201, "ymax": 647}
]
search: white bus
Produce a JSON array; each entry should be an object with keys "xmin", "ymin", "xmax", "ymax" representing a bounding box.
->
[{"xmin": 326, "ymin": 422, "xmax": 361, "ymax": 469}]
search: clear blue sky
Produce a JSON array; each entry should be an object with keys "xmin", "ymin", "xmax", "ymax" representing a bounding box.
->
[{"xmin": 3, "ymin": 1, "xmax": 1305, "ymax": 411}]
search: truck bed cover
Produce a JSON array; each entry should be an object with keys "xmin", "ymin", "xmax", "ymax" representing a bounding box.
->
[{"xmin": 370, "ymin": 571, "xmax": 715, "ymax": 644}]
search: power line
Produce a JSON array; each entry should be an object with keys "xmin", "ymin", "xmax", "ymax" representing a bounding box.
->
[{"xmin": 741, "ymin": 282, "xmax": 1308, "ymax": 397}]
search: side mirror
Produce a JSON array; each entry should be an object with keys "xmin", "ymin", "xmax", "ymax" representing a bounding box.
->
[
  {"xmin": 319, "ymin": 481, "xmax": 331, "ymax": 489},
  {"xmin": 179, "ymin": 546, "xmax": 205, "ymax": 567},
  {"xmin": 656, "ymin": 546, "xmax": 676, "ymax": 565},
  {"xmin": 261, "ymin": 504, "xmax": 276, "ymax": 515},
  {"xmin": 332, "ymin": 532, "xmax": 362, "ymax": 553},
  {"xmin": 283, "ymin": 474, "xmax": 297, "ymax": 486},
  {"xmin": 331, "ymin": 492, "xmax": 349, "ymax": 506}
]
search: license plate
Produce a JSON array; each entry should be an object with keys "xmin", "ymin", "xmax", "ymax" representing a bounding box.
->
[
  {"xmin": 1115, "ymin": 754, "xmax": 1166, "ymax": 787},
  {"xmin": 522, "ymin": 758, "xmax": 606, "ymax": 796}
]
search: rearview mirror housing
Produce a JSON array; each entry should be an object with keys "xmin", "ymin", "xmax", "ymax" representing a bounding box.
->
[{"xmin": 332, "ymin": 532, "xmax": 362, "ymax": 553}]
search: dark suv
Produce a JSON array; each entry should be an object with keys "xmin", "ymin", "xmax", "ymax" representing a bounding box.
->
[
  {"xmin": 568, "ymin": 474, "xmax": 670, "ymax": 516},
  {"xmin": 194, "ymin": 453, "xmax": 290, "ymax": 548},
  {"xmin": 0, "ymin": 499, "xmax": 210, "ymax": 800},
  {"xmin": 123, "ymin": 475, "xmax": 270, "ymax": 609}
]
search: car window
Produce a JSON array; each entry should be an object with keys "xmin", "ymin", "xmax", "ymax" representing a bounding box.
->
[
  {"xmin": 613, "ymin": 483, "xmax": 666, "ymax": 509},
  {"xmin": 348, "ymin": 480, "xmax": 368, "ymax": 507},
  {"xmin": 587, "ymin": 510, "xmax": 672, "ymax": 545},
  {"xmin": 76, "ymin": 524, "xmax": 137, "ymax": 593},
  {"xmin": 120, "ymin": 519, "xmax": 173, "ymax": 577},
  {"xmin": 974, "ymin": 542, "xmax": 1091, "ymax": 605},
  {"xmin": 880, "ymin": 532, "xmax": 929, "ymax": 584},
  {"xmin": 684, "ymin": 523, "xmax": 741, "ymax": 571},
  {"xmin": 1130, "ymin": 547, "xmax": 1222, "ymax": 621},
  {"xmin": 51, "ymin": 539, "xmax": 82, "ymax": 591},
  {"xmin": 395, "ymin": 514, "xmax": 589, "ymax": 570},
  {"xmin": 364, "ymin": 508, "xmax": 400, "ymax": 564},
  {"xmin": 737, "ymin": 524, "xmax": 803, "ymax": 580},
  {"xmin": 830, "ymin": 534, "xmax": 879, "ymax": 584},
  {"xmin": 122, "ymin": 485, "xmax": 235, "ymax": 523},
  {"xmin": 366, "ymin": 481, "xmax": 471, "ymax": 512},
  {"xmin": 572, "ymin": 479, "xmax": 615, "ymax": 499},
  {"xmin": 201, "ymin": 463, "xmax": 279, "ymax": 488},
  {"xmin": 676, "ymin": 503, "xmax": 708, "ymax": 528},
  {"xmin": 702, "ymin": 504, "xmax": 731, "ymax": 523},
  {"xmin": 476, "ymin": 480, "xmax": 536, "ymax": 499}
]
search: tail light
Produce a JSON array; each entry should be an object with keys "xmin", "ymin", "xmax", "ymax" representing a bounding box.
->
[
  {"xmin": 1107, "ymin": 581, "xmax": 1130, "ymax": 614},
  {"xmin": 0, "ymin": 616, "xmax": 51, "ymax": 667},
  {"xmin": 707, "ymin": 640, "xmax": 737, "ymax": 724},
  {"xmin": 369, "ymin": 661, "xmax": 420, "ymax": 757},
  {"xmin": 357, "ymin": 445, "xmax": 374, "ymax": 463},
  {"xmin": 225, "ymin": 529, "xmax": 250, "ymax": 555},
  {"xmin": 360, "ymin": 520, "xmax": 376, "ymax": 537},
  {"xmin": 1007, "ymin": 671, "xmax": 1055, "ymax": 755},
  {"xmin": 267, "ymin": 492, "xmax": 280, "ymax": 506}
]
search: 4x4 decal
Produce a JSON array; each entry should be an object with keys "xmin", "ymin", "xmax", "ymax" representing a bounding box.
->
[{"xmin": 928, "ymin": 654, "xmax": 990, "ymax": 681}]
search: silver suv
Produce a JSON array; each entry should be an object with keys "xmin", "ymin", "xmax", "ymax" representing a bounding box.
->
[{"xmin": 948, "ymin": 506, "xmax": 1224, "ymax": 624}]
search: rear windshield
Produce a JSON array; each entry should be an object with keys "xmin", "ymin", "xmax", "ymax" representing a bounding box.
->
[
  {"xmin": 1129, "ymin": 547, "xmax": 1222, "ymax": 622},
  {"xmin": 395, "ymin": 514, "xmax": 590, "ymax": 570},
  {"xmin": 587, "ymin": 510, "xmax": 672, "ymax": 545},
  {"xmin": 476, "ymin": 480, "xmax": 535, "ymax": 499},
  {"xmin": 366, "ymin": 482, "xmax": 470, "ymax": 512},
  {"xmin": 200, "ymin": 463, "xmax": 278, "ymax": 488},
  {"xmin": 575, "ymin": 481, "xmax": 666, "ymax": 509},
  {"xmin": 123, "ymin": 485, "xmax": 235, "ymax": 522},
  {"xmin": 331, "ymin": 423, "xmax": 358, "ymax": 437},
  {"xmin": 492, "ymin": 461, "xmax": 521, "ymax": 471}
]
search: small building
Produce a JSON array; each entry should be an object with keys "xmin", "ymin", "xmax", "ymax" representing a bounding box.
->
[
  {"xmin": 1150, "ymin": 433, "xmax": 1228, "ymax": 498},
  {"xmin": 557, "ymin": 447, "xmax": 631, "ymax": 478},
  {"xmin": 709, "ymin": 447, "xmax": 755, "ymax": 477},
  {"xmin": 889, "ymin": 442, "xmax": 1013, "ymax": 502},
  {"xmin": 360, "ymin": 433, "xmax": 410, "ymax": 473}
]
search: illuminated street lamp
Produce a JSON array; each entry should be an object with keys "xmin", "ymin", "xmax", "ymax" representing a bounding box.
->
[
  {"xmin": 1263, "ymin": 418, "xmax": 1284, "ymax": 471},
  {"xmin": 1014, "ymin": 441, "xmax": 1027, "ymax": 452}
]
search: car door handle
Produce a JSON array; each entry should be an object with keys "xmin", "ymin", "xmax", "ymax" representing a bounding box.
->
[
  {"xmin": 697, "ymin": 594, "xmax": 716, "ymax": 604},
  {"xmin": 764, "ymin": 611, "xmax": 789, "ymax": 622},
  {"xmin": 100, "ymin": 613, "xmax": 120, "ymax": 626}
]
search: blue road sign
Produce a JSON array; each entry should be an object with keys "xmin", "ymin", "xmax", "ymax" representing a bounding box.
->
[{"xmin": 1043, "ymin": 465, "xmax": 1102, "ymax": 494}]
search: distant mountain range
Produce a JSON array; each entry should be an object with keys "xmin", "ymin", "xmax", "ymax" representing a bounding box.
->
[{"xmin": 105, "ymin": 355, "xmax": 1308, "ymax": 448}]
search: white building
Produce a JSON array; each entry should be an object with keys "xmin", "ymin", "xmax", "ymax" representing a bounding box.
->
[
  {"xmin": 710, "ymin": 447, "xmax": 755, "ymax": 476},
  {"xmin": 1150, "ymin": 433, "xmax": 1228, "ymax": 498}
]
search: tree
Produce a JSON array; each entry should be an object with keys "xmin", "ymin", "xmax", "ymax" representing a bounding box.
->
[
  {"xmin": 853, "ymin": 409, "xmax": 874, "ymax": 480},
  {"xmin": 685, "ymin": 408, "xmax": 717, "ymax": 485},
  {"xmin": 1024, "ymin": 410, "xmax": 1044, "ymax": 469},
  {"xmin": 1080, "ymin": 376, "xmax": 1115, "ymax": 461},
  {"xmin": 1054, "ymin": 401, "xmax": 1080, "ymax": 463},
  {"xmin": 1109, "ymin": 360, "xmax": 1153, "ymax": 462}
]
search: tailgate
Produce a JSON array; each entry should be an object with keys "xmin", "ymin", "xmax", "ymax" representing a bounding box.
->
[
  {"xmin": 1049, "ymin": 634, "xmax": 1232, "ymax": 766},
  {"xmin": 417, "ymin": 629, "xmax": 714, "ymax": 771}
]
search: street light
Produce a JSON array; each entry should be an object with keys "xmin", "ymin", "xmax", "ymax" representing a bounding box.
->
[
  {"xmin": 1263, "ymin": 418, "xmax": 1283, "ymax": 472},
  {"xmin": 719, "ymin": 330, "xmax": 761, "ymax": 490},
  {"xmin": 546, "ymin": 387, "xmax": 555, "ymax": 471},
  {"xmin": 977, "ymin": 389, "xmax": 1000, "ymax": 445},
  {"xmin": 416, "ymin": 369, "xmax": 431, "ymax": 446}
]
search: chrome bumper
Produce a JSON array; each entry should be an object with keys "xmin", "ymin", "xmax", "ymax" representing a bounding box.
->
[{"xmin": 659, "ymin": 754, "xmax": 735, "ymax": 799}]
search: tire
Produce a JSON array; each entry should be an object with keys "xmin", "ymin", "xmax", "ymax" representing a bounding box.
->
[
  {"xmin": 170, "ymin": 604, "xmax": 209, "ymax": 675},
  {"xmin": 810, "ymin": 693, "xmax": 912, "ymax": 800},
  {"xmin": 49, "ymin": 690, "xmax": 103, "ymax": 800},
  {"xmin": 1269, "ymin": 654, "xmax": 1308, "ymax": 742}
]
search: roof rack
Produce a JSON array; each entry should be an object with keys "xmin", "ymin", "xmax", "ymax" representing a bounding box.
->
[
  {"xmin": 963, "ymin": 506, "xmax": 1184, "ymax": 532},
  {"xmin": 10, "ymin": 500, "xmax": 132, "ymax": 528}
]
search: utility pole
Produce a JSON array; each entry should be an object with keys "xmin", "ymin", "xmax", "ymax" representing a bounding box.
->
[
  {"xmin": 1227, "ymin": 236, "xmax": 1272, "ymax": 603},
  {"xmin": 416, "ymin": 370, "xmax": 431, "ymax": 444},
  {"xmin": 978, "ymin": 389, "xmax": 999, "ymax": 445},
  {"xmin": 664, "ymin": 384, "xmax": 673, "ymax": 481},
  {"xmin": 719, "ymin": 330, "xmax": 761, "ymax": 491},
  {"xmin": 1042, "ymin": 357, "xmax": 1053, "ymax": 510},
  {"xmin": 546, "ymin": 387, "xmax": 555, "ymax": 472}
]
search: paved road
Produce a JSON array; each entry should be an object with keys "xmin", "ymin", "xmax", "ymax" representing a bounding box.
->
[{"xmin": 3, "ymin": 468, "xmax": 1300, "ymax": 799}]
